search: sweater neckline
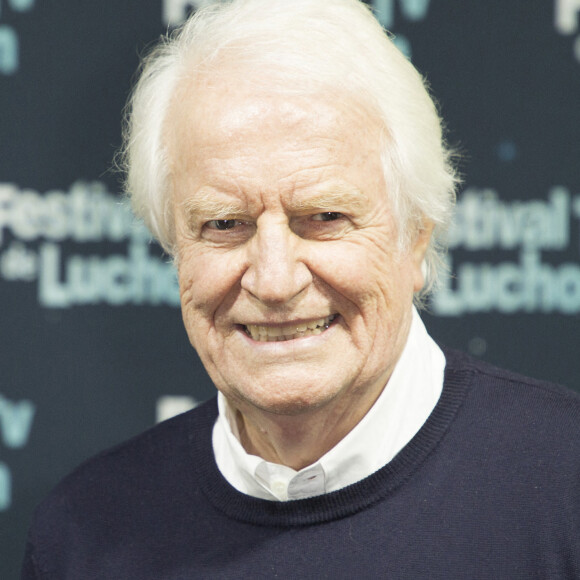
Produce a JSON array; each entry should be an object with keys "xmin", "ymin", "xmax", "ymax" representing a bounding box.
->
[{"xmin": 191, "ymin": 352, "xmax": 472, "ymax": 527}]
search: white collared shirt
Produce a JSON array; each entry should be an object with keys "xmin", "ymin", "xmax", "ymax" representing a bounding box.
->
[{"xmin": 212, "ymin": 308, "xmax": 445, "ymax": 501}]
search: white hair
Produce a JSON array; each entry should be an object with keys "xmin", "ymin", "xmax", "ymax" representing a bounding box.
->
[{"xmin": 121, "ymin": 0, "xmax": 458, "ymax": 301}]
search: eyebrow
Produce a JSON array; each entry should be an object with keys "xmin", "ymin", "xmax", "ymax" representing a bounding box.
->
[
  {"xmin": 180, "ymin": 183, "xmax": 369, "ymax": 220},
  {"xmin": 291, "ymin": 185, "xmax": 368, "ymax": 213},
  {"xmin": 181, "ymin": 190, "xmax": 248, "ymax": 221}
]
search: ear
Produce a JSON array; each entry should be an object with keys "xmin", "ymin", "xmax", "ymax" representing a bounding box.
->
[{"xmin": 410, "ymin": 219, "xmax": 434, "ymax": 293}]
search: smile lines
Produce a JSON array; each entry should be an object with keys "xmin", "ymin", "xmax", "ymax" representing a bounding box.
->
[{"xmin": 244, "ymin": 314, "xmax": 337, "ymax": 342}]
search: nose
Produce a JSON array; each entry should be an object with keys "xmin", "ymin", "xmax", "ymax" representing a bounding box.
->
[{"xmin": 241, "ymin": 220, "xmax": 312, "ymax": 305}]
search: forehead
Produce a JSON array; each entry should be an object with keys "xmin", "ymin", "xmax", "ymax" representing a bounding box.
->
[
  {"xmin": 169, "ymin": 70, "xmax": 382, "ymax": 145},
  {"xmin": 165, "ymin": 74, "xmax": 386, "ymax": 204}
]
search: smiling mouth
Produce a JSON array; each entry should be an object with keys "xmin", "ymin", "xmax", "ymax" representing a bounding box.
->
[{"xmin": 244, "ymin": 314, "xmax": 337, "ymax": 342}]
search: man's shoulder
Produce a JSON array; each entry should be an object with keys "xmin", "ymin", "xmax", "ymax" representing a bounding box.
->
[
  {"xmin": 442, "ymin": 346, "xmax": 580, "ymax": 442},
  {"xmin": 34, "ymin": 397, "xmax": 218, "ymax": 519},
  {"xmin": 444, "ymin": 345, "xmax": 579, "ymax": 398},
  {"xmin": 80, "ymin": 395, "xmax": 215, "ymax": 471},
  {"xmin": 24, "ymin": 398, "xmax": 219, "ymax": 576}
]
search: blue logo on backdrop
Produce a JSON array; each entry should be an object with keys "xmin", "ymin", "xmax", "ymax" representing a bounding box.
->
[{"xmin": 0, "ymin": 0, "xmax": 36, "ymax": 75}]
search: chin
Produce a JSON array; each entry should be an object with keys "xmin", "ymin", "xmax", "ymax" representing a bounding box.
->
[{"xmin": 228, "ymin": 380, "xmax": 342, "ymax": 418}]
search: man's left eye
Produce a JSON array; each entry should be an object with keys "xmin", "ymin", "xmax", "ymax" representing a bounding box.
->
[
  {"xmin": 312, "ymin": 212, "xmax": 343, "ymax": 222},
  {"xmin": 207, "ymin": 219, "xmax": 240, "ymax": 230}
]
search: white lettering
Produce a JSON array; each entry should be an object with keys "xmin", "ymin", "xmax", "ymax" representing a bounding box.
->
[
  {"xmin": 0, "ymin": 25, "xmax": 18, "ymax": 75},
  {"xmin": 12, "ymin": 189, "xmax": 41, "ymax": 240},
  {"xmin": 128, "ymin": 241, "xmax": 180, "ymax": 306},
  {"xmin": 0, "ymin": 463, "xmax": 11, "ymax": 511},
  {"xmin": 0, "ymin": 395, "xmax": 35, "ymax": 449},
  {"xmin": 0, "ymin": 184, "xmax": 16, "ymax": 245},
  {"xmin": 555, "ymin": 0, "xmax": 580, "ymax": 34},
  {"xmin": 156, "ymin": 396, "xmax": 199, "ymax": 423},
  {"xmin": 549, "ymin": 187, "xmax": 572, "ymax": 248},
  {"xmin": 429, "ymin": 257, "xmax": 464, "ymax": 315},
  {"xmin": 161, "ymin": 0, "xmax": 433, "ymax": 32},
  {"xmin": 0, "ymin": 241, "xmax": 37, "ymax": 280},
  {"xmin": 399, "ymin": 0, "xmax": 431, "ymax": 21},
  {"xmin": 66, "ymin": 255, "xmax": 102, "ymax": 304},
  {"xmin": 0, "ymin": 181, "xmax": 142, "ymax": 244},
  {"xmin": 8, "ymin": 0, "xmax": 35, "ymax": 11},
  {"xmin": 521, "ymin": 251, "xmax": 557, "ymax": 312},
  {"xmin": 38, "ymin": 241, "xmax": 180, "ymax": 308},
  {"xmin": 70, "ymin": 182, "xmax": 108, "ymax": 241},
  {"xmin": 373, "ymin": 0, "xmax": 394, "ymax": 28},
  {"xmin": 38, "ymin": 244, "xmax": 70, "ymax": 307},
  {"xmin": 43, "ymin": 191, "xmax": 70, "ymax": 241},
  {"xmin": 449, "ymin": 187, "xmax": 570, "ymax": 251},
  {"xmin": 574, "ymin": 195, "xmax": 580, "ymax": 218},
  {"xmin": 558, "ymin": 264, "xmax": 580, "ymax": 313},
  {"xmin": 394, "ymin": 34, "xmax": 412, "ymax": 58},
  {"xmin": 432, "ymin": 251, "xmax": 580, "ymax": 315},
  {"xmin": 163, "ymin": 0, "xmax": 204, "ymax": 26},
  {"xmin": 102, "ymin": 255, "xmax": 130, "ymax": 305},
  {"xmin": 372, "ymin": 0, "xmax": 430, "ymax": 28},
  {"xmin": 495, "ymin": 262, "xmax": 522, "ymax": 313}
]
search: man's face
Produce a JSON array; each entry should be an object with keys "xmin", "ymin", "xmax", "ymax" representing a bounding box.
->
[{"xmin": 169, "ymin": 79, "xmax": 430, "ymax": 418}]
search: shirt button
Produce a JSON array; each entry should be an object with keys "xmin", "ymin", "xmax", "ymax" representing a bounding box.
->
[{"xmin": 272, "ymin": 480, "xmax": 287, "ymax": 495}]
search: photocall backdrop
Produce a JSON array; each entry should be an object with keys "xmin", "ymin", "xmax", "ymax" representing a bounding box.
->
[{"xmin": 1, "ymin": 0, "xmax": 579, "ymax": 576}]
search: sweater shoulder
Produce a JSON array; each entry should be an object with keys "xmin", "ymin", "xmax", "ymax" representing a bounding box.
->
[
  {"xmin": 33, "ymin": 397, "xmax": 218, "ymax": 517},
  {"xmin": 24, "ymin": 399, "xmax": 218, "ymax": 577},
  {"xmin": 444, "ymin": 346, "xmax": 579, "ymax": 396},
  {"xmin": 443, "ymin": 346, "xmax": 580, "ymax": 436},
  {"xmin": 77, "ymin": 395, "xmax": 216, "ymax": 471}
]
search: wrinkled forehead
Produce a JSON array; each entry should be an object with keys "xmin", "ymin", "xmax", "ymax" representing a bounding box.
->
[{"xmin": 163, "ymin": 70, "xmax": 391, "ymax": 224}]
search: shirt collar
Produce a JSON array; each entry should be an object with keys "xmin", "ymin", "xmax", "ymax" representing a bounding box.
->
[{"xmin": 212, "ymin": 308, "xmax": 445, "ymax": 501}]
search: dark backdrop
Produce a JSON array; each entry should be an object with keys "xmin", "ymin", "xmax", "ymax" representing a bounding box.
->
[{"xmin": 1, "ymin": 1, "xmax": 579, "ymax": 577}]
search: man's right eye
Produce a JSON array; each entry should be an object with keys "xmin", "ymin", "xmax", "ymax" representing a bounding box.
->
[{"xmin": 311, "ymin": 211, "xmax": 343, "ymax": 222}]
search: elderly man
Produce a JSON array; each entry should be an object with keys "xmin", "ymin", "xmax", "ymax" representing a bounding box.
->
[{"xmin": 23, "ymin": 0, "xmax": 579, "ymax": 578}]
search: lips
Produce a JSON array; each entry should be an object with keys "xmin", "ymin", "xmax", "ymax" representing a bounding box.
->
[{"xmin": 244, "ymin": 314, "xmax": 337, "ymax": 342}]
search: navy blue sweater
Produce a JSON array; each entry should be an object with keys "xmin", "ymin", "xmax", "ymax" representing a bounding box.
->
[{"xmin": 22, "ymin": 349, "xmax": 580, "ymax": 579}]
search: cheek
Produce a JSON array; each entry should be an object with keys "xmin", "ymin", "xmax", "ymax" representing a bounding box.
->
[
  {"xmin": 309, "ymin": 240, "xmax": 415, "ymax": 351},
  {"xmin": 177, "ymin": 247, "xmax": 244, "ymax": 328},
  {"xmin": 176, "ymin": 267, "xmax": 205, "ymax": 352},
  {"xmin": 311, "ymin": 237, "xmax": 402, "ymax": 302}
]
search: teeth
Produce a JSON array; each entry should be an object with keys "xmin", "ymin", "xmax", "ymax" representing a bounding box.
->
[{"xmin": 245, "ymin": 315, "xmax": 336, "ymax": 342}]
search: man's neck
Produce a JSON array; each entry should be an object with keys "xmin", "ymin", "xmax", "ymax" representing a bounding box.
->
[{"xmin": 232, "ymin": 369, "xmax": 394, "ymax": 471}]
